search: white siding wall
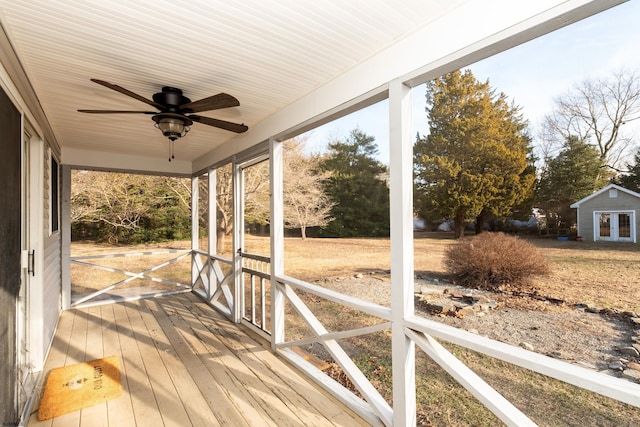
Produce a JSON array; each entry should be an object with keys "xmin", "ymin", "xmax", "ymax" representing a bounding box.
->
[
  {"xmin": 577, "ymin": 190, "xmax": 640, "ymax": 242},
  {"xmin": 38, "ymin": 146, "xmax": 61, "ymax": 368},
  {"xmin": 42, "ymin": 237, "xmax": 61, "ymax": 352}
]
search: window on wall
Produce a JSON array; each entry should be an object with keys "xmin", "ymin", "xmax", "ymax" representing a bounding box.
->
[
  {"xmin": 51, "ymin": 156, "xmax": 59, "ymax": 233},
  {"xmin": 619, "ymin": 213, "xmax": 631, "ymax": 238},
  {"xmin": 599, "ymin": 213, "xmax": 611, "ymax": 237}
]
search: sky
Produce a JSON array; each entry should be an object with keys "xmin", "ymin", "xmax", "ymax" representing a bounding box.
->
[{"xmin": 301, "ymin": 1, "xmax": 640, "ymax": 164}]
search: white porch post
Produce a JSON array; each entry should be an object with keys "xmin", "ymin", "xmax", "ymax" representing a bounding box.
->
[
  {"xmin": 208, "ymin": 169, "xmax": 216, "ymax": 299},
  {"xmin": 60, "ymin": 164, "xmax": 71, "ymax": 310},
  {"xmin": 269, "ymin": 138, "xmax": 285, "ymax": 350},
  {"xmin": 191, "ymin": 176, "xmax": 199, "ymax": 287},
  {"xmin": 232, "ymin": 159, "xmax": 244, "ymax": 323},
  {"xmin": 389, "ymin": 78, "xmax": 416, "ymax": 426}
]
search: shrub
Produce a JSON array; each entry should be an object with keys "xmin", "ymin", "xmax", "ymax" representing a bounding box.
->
[{"xmin": 444, "ymin": 232, "xmax": 550, "ymax": 291}]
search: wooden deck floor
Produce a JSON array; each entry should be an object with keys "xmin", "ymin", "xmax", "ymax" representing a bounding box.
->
[{"xmin": 27, "ymin": 292, "xmax": 368, "ymax": 427}]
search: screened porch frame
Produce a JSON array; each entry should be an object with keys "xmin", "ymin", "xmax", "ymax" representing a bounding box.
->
[
  {"xmin": 45, "ymin": 2, "xmax": 640, "ymax": 424},
  {"xmin": 182, "ymin": 96, "xmax": 640, "ymax": 425}
]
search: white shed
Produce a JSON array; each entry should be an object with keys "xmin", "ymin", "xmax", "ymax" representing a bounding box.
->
[{"xmin": 570, "ymin": 184, "xmax": 640, "ymax": 243}]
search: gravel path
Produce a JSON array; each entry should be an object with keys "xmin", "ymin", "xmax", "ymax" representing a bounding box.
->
[{"xmin": 316, "ymin": 272, "xmax": 637, "ymax": 376}]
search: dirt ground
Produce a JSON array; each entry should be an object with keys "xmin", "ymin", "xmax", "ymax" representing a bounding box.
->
[
  {"xmin": 280, "ymin": 232, "xmax": 640, "ymax": 313},
  {"xmin": 280, "ymin": 232, "xmax": 640, "ymax": 373}
]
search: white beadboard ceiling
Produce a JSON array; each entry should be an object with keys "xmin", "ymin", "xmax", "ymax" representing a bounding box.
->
[
  {"xmin": 0, "ymin": 0, "xmax": 623, "ymax": 173},
  {"xmin": 0, "ymin": 0, "xmax": 466, "ymax": 166}
]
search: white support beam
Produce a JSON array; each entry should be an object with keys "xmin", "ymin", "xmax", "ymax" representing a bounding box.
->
[
  {"xmin": 269, "ymin": 138, "xmax": 285, "ymax": 349},
  {"xmin": 63, "ymin": 146, "xmax": 192, "ymax": 176},
  {"xmin": 208, "ymin": 170, "xmax": 216, "ymax": 255},
  {"xmin": 232, "ymin": 158, "xmax": 244, "ymax": 323},
  {"xmin": 60, "ymin": 165, "xmax": 71, "ymax": 310},
  {"xmin": 406, "ymin": 328, "xmax": 537, "ymax": 427},
  {"xmin": 208, "ymin": 169, "xmax": 216, "ymax": 299},
  {"xmin": 191, "ymin": 176, "xmax": 199, "ymax": 288},
  {"xmin": 389, "ymin": 78, "xmax": 416, "ymax": 427},
  {"xmin": 191, "ymin": 177, "xmax": 199, "ymax": 251},
  {"xmin": 284, "ymin": 285, "xmax": 393, "ymax": 426}
]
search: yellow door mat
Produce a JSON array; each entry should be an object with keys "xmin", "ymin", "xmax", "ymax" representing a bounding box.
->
[{"xmin": 37, "ymin": 356, "xmax": 122, "ymax": 420}]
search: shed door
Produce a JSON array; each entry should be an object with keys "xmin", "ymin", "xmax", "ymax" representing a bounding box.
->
[{"xmin": 596, "ymin": 212, "xmax": 634, "ymax": 242}]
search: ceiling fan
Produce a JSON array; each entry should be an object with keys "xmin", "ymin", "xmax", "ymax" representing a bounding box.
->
[{"xmin": 78, "ymin": 79, "xmax": 248, "ymax": 160}]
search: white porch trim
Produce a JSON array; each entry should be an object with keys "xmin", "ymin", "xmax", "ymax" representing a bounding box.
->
[
  {"xmin": 269, "ymin": 138, "xmax": 285, "ymax": 350},
  {"xmin": 389, "ymin": 78, "xmax": 416, "ymax": 427}
]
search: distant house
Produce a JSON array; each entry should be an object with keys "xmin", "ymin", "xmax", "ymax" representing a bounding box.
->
[{"xmin": 570, "ymin": 184, "xmax": 640, "ymax": 243}]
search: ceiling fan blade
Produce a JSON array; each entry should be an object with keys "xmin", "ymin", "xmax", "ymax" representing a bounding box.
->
[
  {"xmin": 90, "ymin": 79, "xmax": 163, "ymax": 110},
  {"xmin": 78, "ymin": 109, "xmax": 156, "ymax": 114},
  {"xmin": 179, "ymin": 93, "xmax": 240, "ymax": 113},
  {"xmin": 189, "ymin": 115, "xmax": 248, "ymax": 133}
]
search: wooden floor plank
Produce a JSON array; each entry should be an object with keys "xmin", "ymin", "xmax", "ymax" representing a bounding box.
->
[
  {"xmin": 189, "ymin": 294, "xmax": 369, "ymax": 426},
  {"xmin": 45, "ymin": 309, "xmax": 76, "ymax": 369},
  {"xmin": 27, "ymin": 309, "xmax": 77, "ymax": 427},
  {"xmin": 65, "ymin": 308, "xmax": 88, "ymax": 365},
  {"xmin": 146, "ymin": 297, "xmax": 254, "ymax": 426},
  {"xmin": 123, "ymin": 301, "xmax": 193, "ymax": 427},
  {"xmin": 137, "ymin": 299, "xmax": 221, "ymax": 427},
  {"xmin": 156, "ymin": 296, "xmax": 287, "ymax": 426},
  {"xmin": 170, "ymin": 294, "xmax": 318, "ymax": 426},
  {"xmin": 100, "ymin": 304, "xmax": 135, "ymax": 427},
  {"xmin": 186, "ymin": 294, "xmax": 367, "ymax": 426},
  {"xmin": 111, "ymin": 302, "xmax": 164, "ymax": 427},
  {"xmin": 28, "ymin": 293, "xmax": 368, "ymax": 427},
  {"xmin": 51, "ymin": 308, "xmax": 88, "ymax": 427},
  {"xmin": 79, "ymin": 305, "xmax": 108, "ymax": 427}
]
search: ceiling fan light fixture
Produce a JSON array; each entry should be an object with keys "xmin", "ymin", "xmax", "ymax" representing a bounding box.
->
[
  {"xmin": 152, "ymin": 113, "xmax": 192, "ymax": 141},
  {"xmin": 79, "ymin": 81, "xmax": 248, "ymax": 156}
]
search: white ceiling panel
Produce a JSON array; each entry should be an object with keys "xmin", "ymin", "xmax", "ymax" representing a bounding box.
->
[{"xmin": 0, "ymin": 0, "xmax": 465, "ymax": 165}]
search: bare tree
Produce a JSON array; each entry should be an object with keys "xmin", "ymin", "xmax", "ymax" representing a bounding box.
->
[
  {"xmin": 542, "ymin": 68, "xmax": 640, "ymax": 172},
  {"xmin": 243, "ymin": 159, "xmax": 271, "ymax": 226},
  {"xmin": 283, "ymin": 138, "xmax": 334, "ymax": 239},
  {"xmin": 212, "ymin": 139, "xmax": 333, "ymax": 243},
  {"xmin": 71, "ymin": 140, "xmax": 332, "ymax": 245},
  {"xmin": 212, "ymin": 161, "xmax": 270, "ymax": 251},
  {"xmin": 71, "ymin": 171, "xmax": 152, "ymax": 243},
  {"xmin": 214, "ymin": 164, "xmax": 233, "ymax": 252},
  {"xmin": 72, "ymin": 171, "xmax": 193, "ymax": 243}
]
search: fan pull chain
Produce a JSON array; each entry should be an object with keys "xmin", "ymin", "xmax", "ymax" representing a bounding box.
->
[{"xmin": 168, "ymin": 140, "xmax": 175, "ymax": 162}]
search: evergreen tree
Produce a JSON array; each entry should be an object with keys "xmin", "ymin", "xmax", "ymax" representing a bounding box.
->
[
  {"xmin": 320, "ymin": 128, "xmax": 390, "ymax": 237},
  {"xmin": 414, "ymin": 69, "xmax": 535, "ymax": 238},
  {"xmin": 536, "ymin": 136, "xmax": 607, "ymax": 229},
  {"xmin": 616, "ymin": 149, "xmax": 640, "ymax": 193}
]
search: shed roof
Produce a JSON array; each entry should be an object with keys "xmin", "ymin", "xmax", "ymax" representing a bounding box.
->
[{"xmin": 570, "ymin": 183, "xmax": 640, "ymax": 208}]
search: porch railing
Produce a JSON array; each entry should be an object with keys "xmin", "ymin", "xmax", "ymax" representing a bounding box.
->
[
  {"xmin": 191, "ymin": 249, "xmax": 234, "ymax": 318},
  {"xmin": 70, "ymin": 249, "xmax": 191, "ymax": 308},
  {"xmin": 190, "ymin": 249, "xmax": 272, "ymax": 334},
  {"xmin": 241, "ymin": 251, "xmax": 271, "ymax": 336},
  {"xmin": 70, "ymin": 246, "xmax": 640, "ymax": 426},
  {"xmin": 270, "ymin": 273, "xmax": 640, "ymax": 426}
]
